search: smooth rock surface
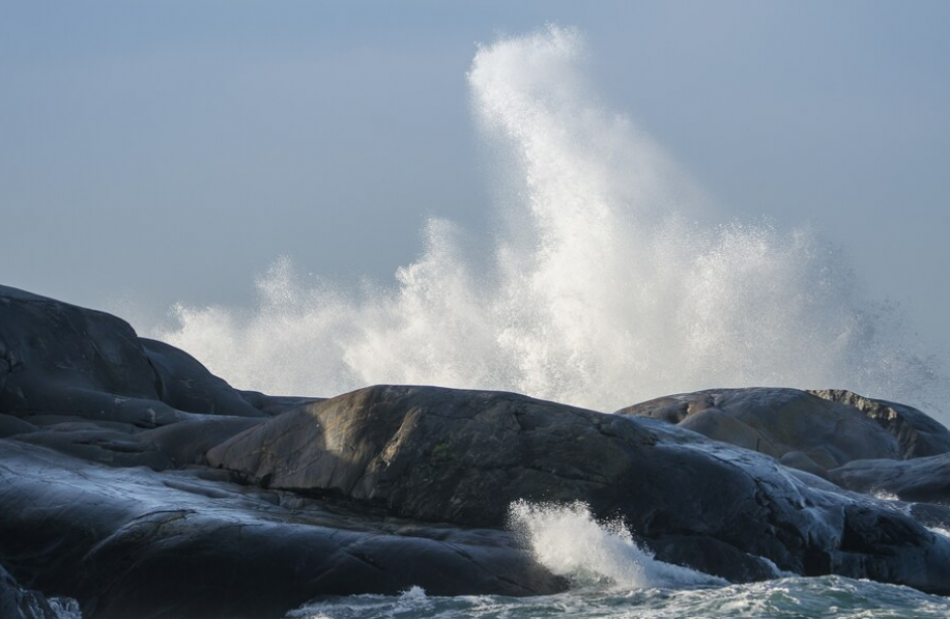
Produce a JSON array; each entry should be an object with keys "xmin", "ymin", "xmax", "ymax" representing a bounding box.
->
[
  {"xmin": 208, "ymin": 384, "xmax": 950, "ymax": 592},
  {"xmin": 616, "ymin": 388, "xmax": 909, "ymax": 473},
  {"xmin": 810, "ymin": 389, "xmax": 950, "ymax": 459},
  {"xmin": 0, "ymin": 439, "xmax": 562, "ymax": 619},
  {"xmin": 829, "ymin": 453, "xmax": 950, "ymax": 504},
  {"xmin": 6, "ymin": 282, "xmax": 950, "ymax": 618}
]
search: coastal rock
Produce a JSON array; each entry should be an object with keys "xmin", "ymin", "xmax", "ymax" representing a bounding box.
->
[
  {"xmin": 0, "ymin": 439, "xmax": 562, "ymax": 619},
  {"xmin": 0, "ymin": 563, "xmax": 60, "ymax": 619},
  {"xmin": 208, "ymin": 384, "xmax": 950, "ymax": 592},
  {"xmin": 616, "ymin": 388, "xmax": 909, "ymax": 473},
  {"xmin": 829, "ymin": 452, "xmax": 950, "ymax": 504},
  {"xmin": 809, "ymin": 389, "xmax": 950, "ymax": 459},
  {"xmin": 5, "ymin": 282, "xmax": 950, "ymax": 617},
  {"xmin": 0, "ymin": 283, "xmax": 263, "ymax": 428}
]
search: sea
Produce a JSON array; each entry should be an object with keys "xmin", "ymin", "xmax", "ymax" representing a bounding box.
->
[
  {"xmin": 285, "ymin": 501, "xmax": 950, "ymax": 619},
  {"xmin": 286, "ymin": 579, "xmax": 950, "ymax": 619},
  {"xmin": 122, "ymin": 24, "xmax": 950, "ymax": 619}
]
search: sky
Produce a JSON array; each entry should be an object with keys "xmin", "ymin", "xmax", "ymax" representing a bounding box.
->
[{"xmin": 2, "ymin": 1, "xmax": 949, "ymax": 354}]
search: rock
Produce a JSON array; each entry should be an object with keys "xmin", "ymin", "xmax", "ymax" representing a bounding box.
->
[
  {"xmin": 208, "ymin": 384, "xmax": 950, "ymax": 592},
  {"xmin": 829, "ymin": 452, "xmax": 950, "ymax": 504},
  {"xmin": 809, "ymin": 389, "xmax": 950, "ymax": 459},
  {"xmin": 0, "ymin": 284, "xmax": 263, "ymax": 428},
  {"xmin": 0, "ymin": 413, "xmax": 35, "ymax": 438},
  {"xmin": 0, "ymin": 439, "xmax": 563, "ymax": 619},
  {"xmin": 141, "ymin": 338, "xmax": 264, "ymax": 418},
  {"xmin": 0, "ymin": 562, "xmax": 63, "ymax": 619},
  {"xmin": 616, "ymin": 388, "xmax": 904, "ymax": 469},
  {"xmin": 138, "ymin": 415, "xmax": 266, "ymax": 467},
  {"xmin": 6, "ymin": 282, "xmax": 950, "ymax": 613}
]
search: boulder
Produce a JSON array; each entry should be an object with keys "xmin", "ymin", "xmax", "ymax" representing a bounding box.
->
[
  {"xmin": 0, "ymin": 562, "xmax": 62, "ymax": 619},
  {"xmin": 809, "ymin": 389, "xmax": 950, "ymax": 459},
  {"xmin": 6, "ymin": 282, "xmax": 950, "ymax": 614},
  {"xmin": 616, "ymin": 388, "xmax": 906, "ymax": 472},
  {"xmin": 829, "ymin": 452, "xmax": 950, "ymax": 504},
  {"xmin": 0, "ymin": 439, "xmax": 563, "ymax": 619},
  {"xmin": 141, "ymin": 338, "xmax": 264, "ymax": 418},
  {"xmin": 0, "ymin": 284, "xmax": 264, "ymax": 428},
  {"xmin": 208, "ymin": 384, "xmax": 950, "ymax": 592}
]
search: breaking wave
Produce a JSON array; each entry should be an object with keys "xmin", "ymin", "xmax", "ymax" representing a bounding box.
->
[
  {"xmin": 156, "ymin": 25, "xmax": 947, "ymax": 416},
  {"xmin": 507, "ymin": 500, "xmax": 724, "ymax": 588}
]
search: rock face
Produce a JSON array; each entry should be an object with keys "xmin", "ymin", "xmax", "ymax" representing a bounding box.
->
[
  {"xmin": 207, "ymin": 385, "xmax": 950, "ymax": 591},
  {"xmin": 809, "ymin": 389, "xmax": 950, "ymax": 459},
  {"xmin": 616, "ymin": 388, "xmax": 950, "ymax": 478},
  {"xmin": 829, "ymin": 453, "xmax": 950, "ymax": 504},
  {"xmin": 0, "ymin": 439, "xmax": 560, "ymax": 619},
  {"xmin": 0, "ymin": 562, "xmax": 63, "ymax": 619},
  {"xmin": 5, "ymin": 283, "xmax": 950, "ymax": 618}
]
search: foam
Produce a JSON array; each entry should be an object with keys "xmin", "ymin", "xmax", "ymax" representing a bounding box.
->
[
  {"xmin": 508, "ymin": 500, "xmax": 725, "ymax": 588},
  {"xmin": 155, "ymin": 25, "xmax": 948, "ymax": 417}
]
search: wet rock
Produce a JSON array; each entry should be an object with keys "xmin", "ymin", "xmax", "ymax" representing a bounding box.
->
[
  {"xmin": 141, "ymin": 338, "xmax": 264, "ymax": 418},
  {"xmin": 809, "ymin": 389, "xmax": 950, "ymax": 459},
  {"xmin": 0, "ymin": 284, "xmax": 263, "ymax": 427},
  {"xmin": 829, "ymin": 452, "xmax": 950, "ymax": 504},
  {"xmin": 0, "ymin": 562, "xmax": 60, "ymax": 619},
  {"xmin": 616, "ymin": 388, "xmax": 904, "ymax": 468},
  {"xmin": 5, "ymin": 282, "xmax": 950, "ymax": 614},
  {"xmin": 0, "ymin": 439, "xmax": 563, "ymax": 619},
  {"xmin": 208, "ymin": 384, "xmax": 950, "ymax": 593}
]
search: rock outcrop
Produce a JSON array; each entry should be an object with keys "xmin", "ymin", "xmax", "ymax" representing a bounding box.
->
[
  {"xmin": 206, "ymin": 384, "xmax": 950, "ymax": 591},
  {"xmin": 809, "ymin": 389, "xmax": 950, "ymax": 459},
  {"xmin": 616, "ymin": 388, "xmax": 950, "ymax": 478},
  {"xmin": 828, "ymin": 452, "xmax": 950, "ymax": 504},
  {"xmin": 4, "ymin": 283, "xmax": 950, "ymax": 619}
]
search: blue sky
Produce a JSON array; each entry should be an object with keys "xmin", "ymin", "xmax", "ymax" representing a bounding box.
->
[{"xmin": 2, "ymin": 1, "xmax": 949, "ymax": 352}]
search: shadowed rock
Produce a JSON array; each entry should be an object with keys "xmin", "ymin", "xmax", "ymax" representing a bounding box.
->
[
  {"xmin": 615, "ymin": 388, "xmax": 925, "ymax": 477},
  {"xmin": 829, "ymin": 452, "xmax": 950, "ymax": 504},
  {"xmin": 0, "ymin": 439, "xmax": 563, "ymax": 619},
  {"xmin": 809, "ymin": 389, "xmax": 950, "ymax": 459},
  {"xmin": 6, "ymin": 282, "xmax": 950, "ymax": 618},
  {"xmin": 208, "ymin": 384, "xmax": 950, "ymax": 592},
  {"xmin": 0, "ymin": 562, "xmax": 64, "ymax": 619}
]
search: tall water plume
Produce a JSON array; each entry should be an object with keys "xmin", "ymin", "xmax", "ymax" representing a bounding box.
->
[{"xmin": 157, "ymin": 26, "xmax": 947, "ymax": 416}]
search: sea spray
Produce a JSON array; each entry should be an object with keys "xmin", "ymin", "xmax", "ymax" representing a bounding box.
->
[
  {"xmin": 507, "ymin": 500, "xmax": 724, "ymax": 588},
  {"xmin": 156, "ymin": 25, "xmax": 948, "ymax": 417}
]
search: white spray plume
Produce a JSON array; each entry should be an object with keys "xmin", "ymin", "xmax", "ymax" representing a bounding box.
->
[
  {"xmin": 508, "ymin": 500, "xmax": 724, "ymax": 588},
  {"xmin": 156, "ymin": 25, "xmax": 947, "ymax": 416}
]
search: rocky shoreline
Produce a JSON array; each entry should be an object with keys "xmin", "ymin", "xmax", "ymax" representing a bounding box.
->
[{"xmin": 3, "ymin": 283, "xmax": 950, "ymax": 619}]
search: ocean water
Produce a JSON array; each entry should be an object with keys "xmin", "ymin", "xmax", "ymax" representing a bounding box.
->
[
  {"xmin": 285, "ymin": 580, "xmax": 950, "ymax": 619},
  {"xmin": 139, "ymin": 25, "xmax": 950, "ymax": 619},
  {"xmin": 282, "ymin": 502, "xmax": 950, "ymax": 619},
  {"xmin": 155, "ymin": 25, "xmax": 947, "ymax": 419}
]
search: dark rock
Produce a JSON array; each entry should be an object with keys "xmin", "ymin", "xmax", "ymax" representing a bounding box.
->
[
  {"xmin": 809, "ymin": 389, "xmax": 950, "ymax": 459},
  {"xmin": 141, "ymin": 338, "xmax": 263, "ymax": 418},
  {"xmin": 0, "ymin": 562, "xmax": 61, "ymax": 619},
  {"xmin": 0, "ymin": 413, "xmax": 35, "ymax": 438},
  {"xmin": 829, "ymin": 452, "xmax": 950, "ymax": 504},
  {"xmin": 0, "ymin": 439, "xmax": 563, "ymax": 619},
  {"xmin": 617, "ymin": 388, "xmax": 903, "ymax": 468},
  {"xmin": 6, "ymin": 283, "xmax": 950, "ymax": 613},
  {"xmin": 13, "ymin": 424, "xmax": 172, "ymax": 470},
  {"xmin": 0, "ymin": 284, "xmax": 263, "ymax": 428},
  {"xmin": 139, "ymin": 415, "xmax": 266, "ymax": 467},
  {"xmin": 0, "ymin": 284, "xmax": 162, "ymax": 414},
  {"xmin": 208, "ymin": 384, "xmax": 950, "ymax": 593}
]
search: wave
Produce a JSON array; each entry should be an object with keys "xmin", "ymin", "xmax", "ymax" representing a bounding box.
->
[{"xmin": 155, "ymin": 25, "xmax": 948, "ymax": 417}]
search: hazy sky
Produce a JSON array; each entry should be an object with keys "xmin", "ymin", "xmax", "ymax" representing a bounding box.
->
[{"xmin": 2, "ymin": 1, "xmax": 949, "ymax": 352}]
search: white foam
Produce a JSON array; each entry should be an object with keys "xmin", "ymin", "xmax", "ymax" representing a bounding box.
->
[
  {"xmin": 154, "ymin": 25, "xmax": 948, "ymax": 417},
  {"xmin": 508, "ymin": 500, "xmax": 724, "ymax": 588}
]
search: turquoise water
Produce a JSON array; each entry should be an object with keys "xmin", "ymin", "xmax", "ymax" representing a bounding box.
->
[{"xmin": 286, "ymin": 577, "xmax": 950, "ymax": 619}]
